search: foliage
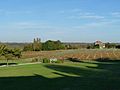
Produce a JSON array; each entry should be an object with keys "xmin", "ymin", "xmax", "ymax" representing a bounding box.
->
[
  {"xmin": 42, "ymin": 58, "xmax": 64, "ymax": 63},
  {"xmin": 116, "ymin": 45, "xmax": 120, "ymax": 49},
  {"xmin": 0, "ymin": 44, "xmax": 22, "ymax": 60},
  {"xmin": 87, "ymin": 45, "xmax": 94, "ymax": 49},
  {"xmin": 23, "ymin": 44, "xmax": 33, "ymax": 51},
  {"xmin": 31, "ymin": 58, "xmax": 39, "ymax": 62},
  {"xmin": 105, "ymin": 43, "xmax": 116, "ymax": 48},
  {"xmin": 65, "ymin": 44, "xmax": 78, "ymax": 49},
  {"xmin": 56, "ymin": 60, "xmax": 64, "ymax": 63},
  {"xmin": 23, "ymin": 38, "xmax": 42, "ymax": 51},
  {"xmin": 42, "ymin": 40, "xmax": 65, "ymax": 51},
  {"xmin": 87, "ymin": 44, "xmax": 94, "ymax": 49},
  {"xmin": 42, "ymin": 58, "xmax": 50, "ymax": 63},
  {"xmin": 33, "ymin": 38, "xmax": 42, "ymax": 51},
  {"xmin": 0, "ymin": 44, "xmax": 7, "ymax": 56},
  {"xmin": 94, "ymin": 44, "xmax": 99, "ymax": 49}
]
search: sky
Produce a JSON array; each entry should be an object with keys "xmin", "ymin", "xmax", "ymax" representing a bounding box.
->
[{"xmin": 0, "ymin": 0, "xmax": 120, "ymax": 43}]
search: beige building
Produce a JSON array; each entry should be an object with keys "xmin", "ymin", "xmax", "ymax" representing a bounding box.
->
[{"xmin": 94, "ymin": 41, "xmax": 105, "ymax": 49}]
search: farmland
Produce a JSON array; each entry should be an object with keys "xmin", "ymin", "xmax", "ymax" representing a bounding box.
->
[{"xmin": 22, "ymin": 49, "xmax": 120, "ymax": 61}]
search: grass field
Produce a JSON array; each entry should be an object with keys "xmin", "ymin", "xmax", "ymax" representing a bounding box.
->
[{"xmin": 0, "ymin": 61, "xmax": 120, "ymax": 90}]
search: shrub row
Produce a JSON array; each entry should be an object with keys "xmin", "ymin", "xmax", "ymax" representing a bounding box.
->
[{"xmin": 31, "ymin": 57, "xmax": 64, "ymax": 63}]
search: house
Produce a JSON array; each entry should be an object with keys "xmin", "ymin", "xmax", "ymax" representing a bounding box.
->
[{"xmin": 94, "ymin": 41, "xmax": 105, "ymax": 49}]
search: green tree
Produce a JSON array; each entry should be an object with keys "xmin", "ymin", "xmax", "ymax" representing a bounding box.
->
[
  {"xmin": 94, "ymin": 44, "xmax": 99, "ymax": 49},
  {"xmin": 42, "ymin": 40, "xmax": 65, "ymax": 51},
  {"xmin": 0, "ymin": 44, "xmax": 22, "ymax": 66},
  {"xmin": 2, "ymin": 48, "xmax": 13, "ymax": 66},
  {"xmin": 23, "ymin": 44, "xmax": 33, "ymax": 51},
  {"xmin": 23, "ymin": 38, "xmax": 42, "ymax": 51},
  {"xmin": 105, "ymin": 43, "xmax": 116, "ymax": 48},
  {"xmin": 33, "ymin": 38, "xmax": 42, "ymax": 51},
  {"xmin": 12, "ymin": 48, "xmax": 22, "ymax": 58},
  {"xmin": 0, "ymin": 44, "xmax": 7, "ymax": 56}
]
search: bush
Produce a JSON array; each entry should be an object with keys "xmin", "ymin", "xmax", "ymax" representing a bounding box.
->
[
  {"xmin": 42, "ymin": 58, "xmax": 64, "ymax": 63},
  {"xmin": 0, "ymin": 56, "xmax": 6, "ymax": 60},
  {"xmin": 51, "ymin": 59, "xmax": 64, "ymax": 63},
  {"xmin": 56, "ymin": 60, "xmax": 64, "ymax": 63},
  {"xmin": 32, "ymin": 58, "xmax": 39, "ymax": 62},
  {"xmin": 43, "ymin": 58, "xmax": 50, "ymax": 63}
]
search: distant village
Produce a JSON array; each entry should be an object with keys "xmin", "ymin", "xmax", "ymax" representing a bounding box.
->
[{"xmin": 86, "ymin": 40, "xmax": 120, "ymax": 49}]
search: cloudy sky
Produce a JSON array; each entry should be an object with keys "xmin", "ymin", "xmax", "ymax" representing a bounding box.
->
[{"xmin": 0, "ymin": 0, "xmax": 120, "ymax": 42}]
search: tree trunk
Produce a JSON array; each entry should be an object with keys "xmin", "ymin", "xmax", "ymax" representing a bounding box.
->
[{"xmin": 6, "ymin": 59, "xmax": 8, "ymax": 67}]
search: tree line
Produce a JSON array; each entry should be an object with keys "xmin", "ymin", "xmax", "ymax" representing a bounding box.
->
[
  {"xmin": 23, "ymin": 38, "xmax": 120, "ymax": 51},
  {"xmin": 23, "ymin": 38, "xmax": 67, "ymax": 51}
]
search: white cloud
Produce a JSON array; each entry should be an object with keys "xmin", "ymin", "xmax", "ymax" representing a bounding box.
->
[
  {"xmin": 58, "ymin": 8, "xmax": 82, "ymax": 14},
  {"xmin": 1, "ymin": 22, "xmax": 55, "ymax": 30},
  {"xmin": 68, "ymin": 14, "xmax": 104, "ymax": 20},
  {"xmin": 2, "ymin": 21, "xmax": 66, "ymax": 31},
  {"xmin": 111, "ymin": 12, "xmax": 120, "ymax": 17},
  {"xmin": 82, "ymin": 15, "xmax": 104, "ymax": 19},
  {"xmin": 78, "ymin": 12, "xmax": 95, "ymax": 15},
  {"xmin": 60, "ymin": 9, "xmax": 105, "ymax": 20},
  {"xmin": 72, "ymin": 19, "xmax": 120, "ymax": 32}
]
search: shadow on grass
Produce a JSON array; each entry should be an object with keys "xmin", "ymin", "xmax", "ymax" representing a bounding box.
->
[
  {"xmin": 85, "ymin": 58, "xmax": 120, "ymax": 73},
  {"xmin": 0, "ymin": 63, "xmax": 18, "ymax": 66},
  {"xmin": 67, "ymin": 57, "xmax": 82, "ymax": 62},
  {"xmin": 0, "ymin": 59, "xmax": 120, "ymax": 90},
  {"xmin": 95, "ymin": 58, "xmax": 120, "ymax": 62}
]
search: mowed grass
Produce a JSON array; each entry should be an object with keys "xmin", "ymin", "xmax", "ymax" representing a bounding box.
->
[{"xmin": 0, "ymin": 61, "xmax": 120, "ymax": 90}]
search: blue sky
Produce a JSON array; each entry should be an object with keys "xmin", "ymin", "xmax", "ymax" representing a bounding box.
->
[{"xmin": 0, "ymin": 0, "xmax": 120, "ymax": 42}]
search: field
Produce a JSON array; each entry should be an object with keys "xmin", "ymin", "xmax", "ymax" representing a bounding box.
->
[
  {"xmin": 0, "ymin": 61, "xmax": 120, "ymax": 90},
  {"xmin": 22, "ymin": 49, "xmax": 120, "ymax": 61},
  {"xmin": 0, "ymin": 49, "xmax": 120, "ymax": 90}
]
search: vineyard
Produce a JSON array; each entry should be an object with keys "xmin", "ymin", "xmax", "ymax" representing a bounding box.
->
[{"xmin": 22, "ymin": 49, "xmax": 120, "ymax": 60}]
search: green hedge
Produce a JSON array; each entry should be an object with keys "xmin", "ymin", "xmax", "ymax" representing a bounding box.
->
[{"xmin": 43, "ymin": 58, "xmax": 50, "ymax": 63}]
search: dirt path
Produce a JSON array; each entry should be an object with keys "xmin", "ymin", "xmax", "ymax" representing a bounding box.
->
[{"xmin": 0, "ymin": 62, "xmax": 41, "ymax": 67}]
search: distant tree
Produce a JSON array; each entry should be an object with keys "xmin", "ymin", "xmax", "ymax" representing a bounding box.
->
[
  {"xmin": 105, "ymin": 43, "xmax": 116, "ymax": 48},
  {"xmin": 116, "ymin": 45, "xmax": 120, "ymax": 49},
  {"xmin": 33, "ymin": 38, "xmax": 42, "ymax": 51},
  {"xmin": 23, "ymin": 38, "xmax": 65, "ymax": 51},
  {"xmin": 87, "ymin": 45, "xmax": 91, "ymax": 49},
  {"xmin": 23, "ymin": 38, "xmax": 42, "ymax": 51},
  {"xmin": 23, "ymin": 44, "xmax": 33, "ymax": 51},
  {"xmin": 94, "ymin": 44, "xmax": 99, "ymax": 49},
  {"xmin": 42, "ymin": 40, "xmax": 65, "ymax": 51},
  {"xmin": 42, "ymin": 40, "xmax": 56, "ymax": 50}
]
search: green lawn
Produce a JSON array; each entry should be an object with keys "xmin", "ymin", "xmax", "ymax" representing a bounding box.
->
[{"xmin": 0, "ymin": 61, "xmax": 120, "ymax": 90}]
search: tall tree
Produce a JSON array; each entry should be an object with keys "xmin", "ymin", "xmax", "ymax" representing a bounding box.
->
[{"xmin": 33, "ymin": 38, "xmax": 42, "ymax": 51}]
